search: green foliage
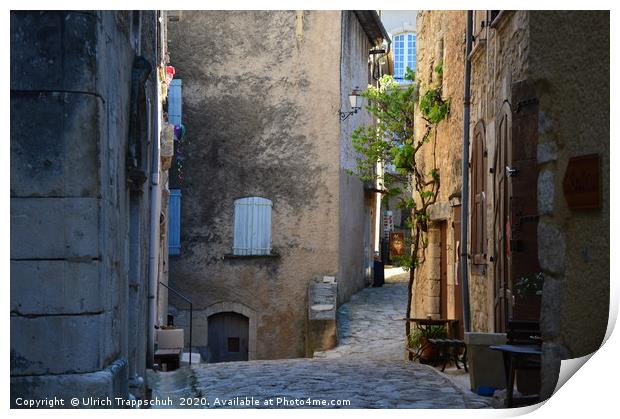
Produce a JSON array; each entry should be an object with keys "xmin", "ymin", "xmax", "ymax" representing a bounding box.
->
[
  {"xmin": 514, "ymin": 272, "xmax": 545, "ymax": 296},
  {"xmin": 348, "ymin": 65, "xmax": 450, "ymax": 273},
  {"xmin": 434, "ymin": 60, "xmax": 443, "ymax": 76},
  {"xmin": 419, "ymin": 89, "xmax": 450, "ymax": 124}
]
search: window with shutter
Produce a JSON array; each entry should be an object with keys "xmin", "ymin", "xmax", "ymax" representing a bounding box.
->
[
  {"xmin": 471, "ymin": 121, "xmax": 487, "ymax": 265},
  {"xmin": 233, "ymin": 197, "xmax": 272, "ymax": 256},
  {"xmin": 168, "ymin": 189, "xmax": 181, "ymax": 255},
  {"xmin": 168, "ymin": 79, "xmax": 182, "ymax": 126}
]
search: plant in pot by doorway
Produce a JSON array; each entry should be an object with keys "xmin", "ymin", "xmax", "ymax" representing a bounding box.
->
[
  {"xmin": 408, "ymin": 325, "xmax": 447, "ymax": 363},
  {"xmin": 513, "ymin": 272, "xmax": 544, "ymax": 321}
]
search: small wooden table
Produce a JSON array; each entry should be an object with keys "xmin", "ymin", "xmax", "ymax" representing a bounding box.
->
[{"xmin": 490, "ymin": 344, "xmax": 542, "ymax": 407}]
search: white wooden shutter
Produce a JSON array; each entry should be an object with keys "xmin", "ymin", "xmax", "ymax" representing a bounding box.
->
[
  {"xmin": 233, "ymin": 197, "xmax": 272, "ymax": 255},
  {"xmin": 168, "ymin": 79, "xmax": 182, "ymax": 126}
]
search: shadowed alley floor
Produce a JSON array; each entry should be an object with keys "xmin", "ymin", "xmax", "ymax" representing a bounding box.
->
[{"xmin": 147, "ymin": 272, "xmax": 491, "ymax": 408}]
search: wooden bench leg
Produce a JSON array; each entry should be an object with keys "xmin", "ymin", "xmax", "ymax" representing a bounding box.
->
[
  {"xmin": 440, "ymin": 346, "xmax": 448, "ymax": 372},
  {"xmin": 452, "ymin": 346, "xmax": 461, "ymax": 370},
  {"xmin": 462, "ymin": 345, "xmax": 468, "ymax": 372}
]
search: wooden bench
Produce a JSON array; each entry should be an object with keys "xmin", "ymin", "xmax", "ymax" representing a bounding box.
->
[{"xmin": 428, "ymin": 338, "xmax": 468, "ymax": 372}]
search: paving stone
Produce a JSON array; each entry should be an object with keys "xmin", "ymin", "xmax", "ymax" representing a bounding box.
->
[{"xmin": 148, "ymin": 279, "xmax": 492, "ymax": 408}]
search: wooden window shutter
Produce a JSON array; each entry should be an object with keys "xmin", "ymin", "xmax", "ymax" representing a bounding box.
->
[
  {"xmin": 233, "ymin": 197, "xmax": 272, "ymax": 256},
  {"xmin": 168, "ymin": 189, "xmax": 182, "ymax": 255},
  {"xmin": 471, "ymin": 121, "xmax": 487, "ymax": 265},
  {"xmin": 168, "ymin": 79, "xmax": 182, "ymax": 126}
]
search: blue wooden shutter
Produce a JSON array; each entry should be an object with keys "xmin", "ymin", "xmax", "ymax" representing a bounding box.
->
[
  {"xmin": 169, "ymin": 189, "xmax": 181, "ymax": 255},
  {"xmin": 233, "ymin": 197, "xmax": 272, "ymax": 255},
  {"xmin": 168, "ymin": 79, "xmax": 182, "ymax": 126}
]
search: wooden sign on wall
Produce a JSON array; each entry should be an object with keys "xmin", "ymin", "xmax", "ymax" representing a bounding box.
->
[
  {"xmin": 563, "ymin": 153, "xmax": 602, "ymax": 210},
  {"xmin": 389, "ymin": 232, "xmax": 405, "ymax": 258}
]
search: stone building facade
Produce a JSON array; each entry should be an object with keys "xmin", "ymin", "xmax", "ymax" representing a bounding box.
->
[
  {"xmin": 11, "ymin": 10, "xmax": 170, "ymax": 405},
  {"xmin": 166, "ymin": 11, "xmax": 386, "ymax": 362},
  {"xmin": 411, "ymin": 11, "xmax": 466, "ymax": 335},
  {"xmin": 414, "ymin": 10, "xmax": 609, "ymax": 399}
]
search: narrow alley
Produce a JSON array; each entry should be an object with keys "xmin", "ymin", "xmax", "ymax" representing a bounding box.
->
[
  {"xmin": 148, "ymin": 275, "xmax": 490, "ymax": 408},
  {"xmin": 10, "ymin": 10, "xmax": 609, "ymax": 411}
]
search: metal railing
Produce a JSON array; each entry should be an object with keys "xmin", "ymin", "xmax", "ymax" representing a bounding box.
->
[{"xmin": 159, "ymin": 282, "xmax": 193, "ymax": 365}]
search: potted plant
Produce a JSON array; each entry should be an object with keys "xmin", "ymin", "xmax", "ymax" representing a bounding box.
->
[
  {"xmin": 408, "ymin": 325, "xmax": 447, "ymax": 363},
  {"xmin": 513, "ymin": 272, "xmax": 544, "ymax": 321}
]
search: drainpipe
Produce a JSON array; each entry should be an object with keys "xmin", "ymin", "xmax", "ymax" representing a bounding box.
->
[
  {"xmin": 147, "ymin": 11, "xmax": 162, "ymax": 368},
  {"xmin": 460, "ymin": 11, "xmax": 473, "ymax": 333}
]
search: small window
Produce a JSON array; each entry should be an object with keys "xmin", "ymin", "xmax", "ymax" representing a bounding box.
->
[
  {"xmin": 471, "ymin": 121, "xmax": 487, "ymax": 264},
  {"xmin": 227, "ymin": 337, "xmax": 240, "ymax": 353},
  {"xmin": 233, "ymin": 197, "xmax": 272, "ymax": 256},
  {"xmin": 393, "ymin": 33, "xmax": 416, "ymax": 82},
  {"xmin": 168, "ymin": 189, "xmax": 182, "ymax": 255}
]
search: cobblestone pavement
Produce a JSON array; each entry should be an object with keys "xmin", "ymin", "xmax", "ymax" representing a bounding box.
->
[{"xmin": 148, "ymin": 275, "xmax": 491, "ymax": 409}]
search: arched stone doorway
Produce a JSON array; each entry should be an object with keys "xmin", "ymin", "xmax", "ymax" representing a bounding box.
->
[{"xmin": 207, "ymin": 312, "xmax": 249, "ymax": 363}]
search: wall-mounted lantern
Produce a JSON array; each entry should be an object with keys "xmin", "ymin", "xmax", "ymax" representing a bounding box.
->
[{"xmin": 339, "ymin": 89, "xmax": 362, "ymax": 121}]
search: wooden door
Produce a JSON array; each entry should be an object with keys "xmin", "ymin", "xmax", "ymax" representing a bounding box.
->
[
  {"xmin": 439, "ymin": 221, "xmax": 448, "ymax": 320},
  {"xmin": 509, "ymin": 81, "xmax": 541, "ymax": 322},
  {"xmin": 208, "ymin": 312, "xmax": 249, "ymax": 363},
  {"xmin": 493, "ymin": 81, "xmax": 542, "ymax": 332},
  {"xmin": 452, "ymin": 206, "xmax": 464, "ymax": 339},
  {"xmin": 494, "ymin": 102, "xmax": 511, "ymax": 332}
]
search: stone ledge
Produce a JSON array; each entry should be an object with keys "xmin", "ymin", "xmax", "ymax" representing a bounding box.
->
[
  {"xmin": 10, "ymin": 358, "xmax": 128, "ymax": 408},
  {"xmin": 222, "ymin": 253, "xmax": 281, "ymax": 260}
]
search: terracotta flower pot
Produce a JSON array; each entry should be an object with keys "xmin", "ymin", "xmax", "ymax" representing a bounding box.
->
[{"xmin": 418, "ymin": 336, "xmax": 437, "ymax": 362}]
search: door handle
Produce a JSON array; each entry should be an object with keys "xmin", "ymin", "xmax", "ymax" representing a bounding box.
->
[{"xmin": 506, "ymin": 166, "xmax": 519, "ymax": 177}]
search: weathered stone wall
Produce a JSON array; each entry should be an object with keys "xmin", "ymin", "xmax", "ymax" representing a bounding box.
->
[
  {"xmin": 338, "ymin": 11, "xmax": 375, "ymax": 305},
  {"xmin": 412, "ymin": 10, "xmax": 609, "ymax": 397},
  {"xmin": 527, "ymin": 11, "xmax": 609, "ymax": 398},
  {"xmin": 412, "ymin": 11, "xmax": 465, "ymax": 321},
  {"xmin": 467, "ymin": 11, "xmax": 531, "ymax": 333},
  {"xmin": 167, "ymin": 11, "xmax": 374, "ymax": 360},
  {"xmin": 11, "ymin": 10, "xmax": 162, "ymax": 404}
]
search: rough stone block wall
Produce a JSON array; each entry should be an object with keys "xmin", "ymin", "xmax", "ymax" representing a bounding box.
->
[
  {"xmin": 10, "ymin": 10, "xmax": 159, "ymax": 404},
  {"xmin": 466, "ymin": 11, "xmax": 530, "ymax": 333},
  {"xmin": 412, "ymin": 11, "xmax": 465, "ymax": 323},
  {"xmin": 528, "ymin": 11, "xmax": 609, "ymax": 399}
]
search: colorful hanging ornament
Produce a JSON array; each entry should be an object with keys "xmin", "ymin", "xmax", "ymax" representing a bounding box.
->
[
  {"xmin": 174, "ymin": 124, "xmax": 186, "ymax": 141},
  {"xmin": 165, "ymin": 65, "xmax": 176, "ymax": 84}
]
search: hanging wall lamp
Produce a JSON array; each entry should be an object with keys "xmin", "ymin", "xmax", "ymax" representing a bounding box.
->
[{"xmin": 339, "ymin": 89, "xmax": 362, "ymax": 121}]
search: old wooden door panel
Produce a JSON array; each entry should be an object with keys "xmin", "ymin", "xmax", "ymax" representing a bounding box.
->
[
  {"xmin": 452, "ymin": 206, "xmax": 464, "ymax": 339},
  {"xmin": 208, "ymin": 312, "xmax": 249, "ymax": 363},
  {"xmin": 440, "ymin": 222, "xmax": 448, "ymax": 320},
  {"xmin": 494, "ymin": 102, "xmax": 511, "ymax": 332},
  {"xmin": 510, "ymin": 80, "xmax": 541, "ymax": 322},
  {"xmin": 510, "ymin": 159, "xmax": 539, "ymax": 216}
]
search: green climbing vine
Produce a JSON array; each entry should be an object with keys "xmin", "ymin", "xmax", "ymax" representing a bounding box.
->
[{"xmin": 348, "ymin": 65, "xmax": 451, "ymax": 339}]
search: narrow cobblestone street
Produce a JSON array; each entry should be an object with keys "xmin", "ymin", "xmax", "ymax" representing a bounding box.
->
[{"xmin": 148, "ymin": 275, "xmax": 491, "ymax": 408}]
